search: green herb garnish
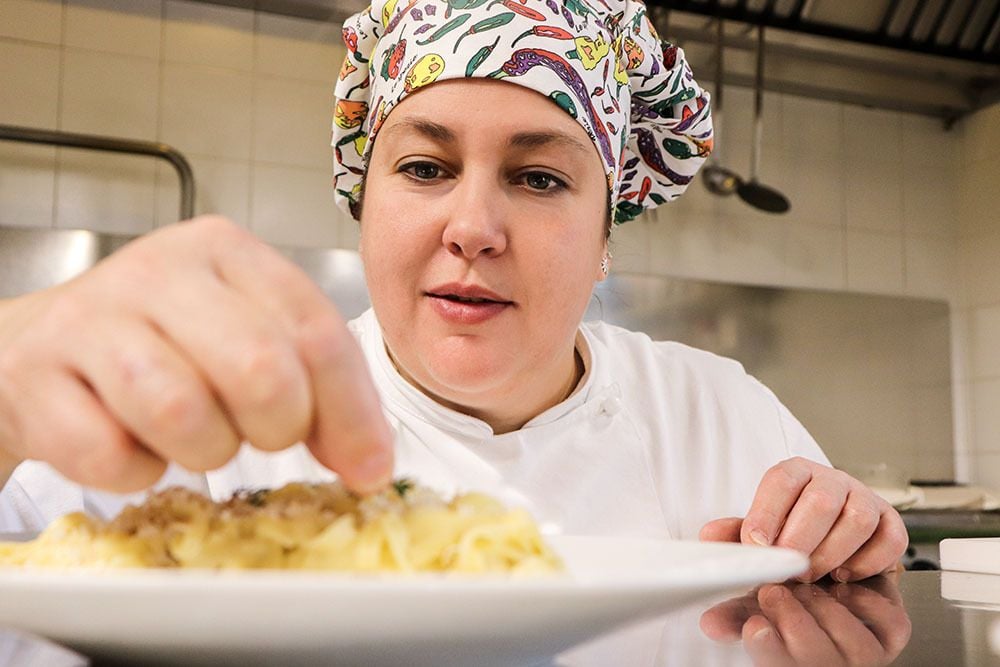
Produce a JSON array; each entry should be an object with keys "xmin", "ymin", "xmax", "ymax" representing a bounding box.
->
[
  {"xmin": 392, "ymin": 478, "xmax": 414, "ymax": 498},
  {"xmin": 246, "ymin": 489, "xmax": 270, "ymax": 507}
]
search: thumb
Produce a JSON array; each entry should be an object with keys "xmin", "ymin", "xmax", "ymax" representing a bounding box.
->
[{"xmin": 700, "ymin": 517, "xmax": 744, "ymax": 543}]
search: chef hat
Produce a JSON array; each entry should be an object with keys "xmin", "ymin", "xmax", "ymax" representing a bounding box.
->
[{"xmin": 332, "ymin": 0, "xmax": 713, "ymax": 225}]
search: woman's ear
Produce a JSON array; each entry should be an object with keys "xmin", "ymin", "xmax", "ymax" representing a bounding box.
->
[{"xmin": 596, "ymin": 243, "xmax": 611, "ymax": 282}]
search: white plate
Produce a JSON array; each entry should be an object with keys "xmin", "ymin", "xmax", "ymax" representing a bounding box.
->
[{"xmin": 0, "ymin": 536, "xmax": 807, "ymax": 667}]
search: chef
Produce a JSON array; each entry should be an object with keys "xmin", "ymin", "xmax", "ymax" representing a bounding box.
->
[{"xmin": 0, "ymin": 0, "xmax": 905, "ymax": 589}]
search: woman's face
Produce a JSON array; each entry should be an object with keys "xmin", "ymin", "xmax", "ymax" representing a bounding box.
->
[{"xmin": 359, "ymin": 79, "xmax": 608, "ymax": 428}]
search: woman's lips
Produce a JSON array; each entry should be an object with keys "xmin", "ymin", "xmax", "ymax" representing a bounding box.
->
[
  {"xmin": 425, "ymin": 292, "xmax": 513, "ymax": 325},
  {"xmin": 425, "ymin": 283, "xmax": 514, "ymax": 325}
]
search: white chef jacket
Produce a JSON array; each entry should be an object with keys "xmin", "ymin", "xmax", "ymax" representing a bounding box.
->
[{"xmin": 0, "ymin": 309, "xmax": 828, "ymax": 538}]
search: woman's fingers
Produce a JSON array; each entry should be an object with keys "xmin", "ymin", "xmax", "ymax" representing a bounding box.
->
[
  {"xmin": 737, "ymin": 457, "xmax": 906, "ymax": 582},
  {"xmin": 68, "ymin": 316, "xmax": 241, "ymax": 472},
  {"xmin": 741, "ymin": 457, "xmax": 816, "ymax": 547},
  {"xmin": 0, "ymin": 216, "xmax": 393, "ymax": 493},
  {"xmin": 12, "ymin": 369, "xmax": 166, "ymax": 493},
  {"xmin": 699, "ymin": 516, "xmax": 744, "ymax": 543},
  {"xmin": 201, "ymin": 219, "xmax": 394, "ymax": 492},
  {"xmin": 772, "ymin": 472, "xmax": 850, "ymax": 571},
  {"xmin": 836, "ymin": 505, "xmax": 909, "ymax": 582},
  {"xmin": 800, "ymin": 489, "xmax": 882, "ymax": 582}
]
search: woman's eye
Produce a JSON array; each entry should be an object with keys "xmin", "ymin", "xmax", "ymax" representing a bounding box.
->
[
  {"xmin": 401, "ymin": 162, "xmax": 442, "ymax": 180},
  {"xmin": 521, "ymin": 172, "xmax": 565, "ymax": 192}
]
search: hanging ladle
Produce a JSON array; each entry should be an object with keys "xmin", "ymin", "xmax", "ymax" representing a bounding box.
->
[
  {"xmin": 737, "ymin": 24, "xmax": 790, "ymax": 214},
  {"xmin": 701, "ymin": 18, "xmax": 742, "ymax": 196}
]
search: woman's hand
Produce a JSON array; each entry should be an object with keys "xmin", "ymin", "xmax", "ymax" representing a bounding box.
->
[
  {"xmin": 700, "ymin": 575, "xmax": 912, "ymax": 666},
  {"xmin": 699, "ymin": 457, "xmax": 908, "ymax": 582},
  {"xmin": 0, "ymin": 216, "xmax": 393, "ymax": 494}
]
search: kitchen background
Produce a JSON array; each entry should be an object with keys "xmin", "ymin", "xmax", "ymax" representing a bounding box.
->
[{"xmin": 0, "ymin": 0, "xmax": 997, "ymax": 486}]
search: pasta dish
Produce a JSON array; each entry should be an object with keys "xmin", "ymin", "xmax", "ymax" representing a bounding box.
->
[{"xmin": 0, "ymin": 480, "xmax": 561, "ymax": 573}]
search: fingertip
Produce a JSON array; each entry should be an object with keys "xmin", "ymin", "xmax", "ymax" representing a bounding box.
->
[{"xmin": 342, "ymin": 442, "xmax": 394, "ymax": 495}]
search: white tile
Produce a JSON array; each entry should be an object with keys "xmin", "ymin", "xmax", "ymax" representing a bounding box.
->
[
  {"xmin": 957, "ymin": 233, "xmax": 1000, "ymax": 308},
  {"xmin": 972, "ymin": 453, "xmax": 1000, "ymax": 491},
  {"xmin": 957, "ymin": 157, "xmax": 1000, "ymax": 238},
  {"xmin": 951, "ymin": 308, "xmax": 973, "ymax": 384},
  {"xmin": 971, "ymin": 378, "xmax": 1000, "ymax": 457},
  {"xmin": 784, "ymin": 154, "xmax": 844, "ymax": 228},
  {"xmin": 155, "ymin": 156, "xmax": 250, "ymax": 226},
  {"xmin": 251, "ymin": 164, "xmax": 339, "ymax": 248},
  {"xmin": 647, "ymin": 210, "xmax": 721, "ymax": 281},
  {"xmin": 0, "ymin": 142, "xmax": 56, "ymax": 228},
  {"xmin": 713, "ymin": 213, "xmax": 785, "ymax": 286},
  {"xmin": 256, "ymin": 13, "xmax": 341, "ymax": 82},
  {"xmin": 903, "ymin": 163, "xmax": 958, "ymax": 239},
  {"xmin": 607, "ymin": 216, "xmax": 650, "ymax": 274},
  {"xmin": 846, "ymin": 229, "xmax": 904, "ymax": 294},
  {"xmin": 781, "ymin": 95, "xmax": 843, "ymax": 160},
  {"xmin": 61, "ymin": 49, "xmax": 160, "ymax": 139},
  {"xmin": 902, "ymin": 112, "xmax": 959, "ymax": 174},
  {"xmin": 160, "ymin": 64, "xmax": 253, "ymax": 160},
  {"xmin": 337, "ymin": 213, "xmax": 360, "ymax": 250},
  {"xmin": 970, "ymin": 304, "xmax": 1000, "ymax": 380},
  {"xmin": 254, "ymin": 77, "xmax": 334, "ymax": 169},
  {"xmin": 844, "ymin": 157, "xmax": 903, "ymax": 233},
  {"xmin": 904, "ymin": 235, "xmax": 956, "ymax": 300},
  {"xmin": 65, "ymin": 0, "xmax": 162, "ymax": 59},
  {"xmin": 913, "ymin": 452, "xmax": 955, "ymax": 482},
  {"xmin": 163, "ymin": 0, "xmax": 254, "ymax": 71},
  {"xmin": 55, "ymin": 151, "xmax": 157, "ymax": 235},
  {"xmin": 0, "ymin": 0, "xmax": 62, "ymax": 44},
  {"xmin": 842, "ymin": 105, "xmax": 903, "ymax": 165},
  {"xmin": 962, "ymin": 102, "xmax": 1000, "ymax": 166},
  {"xmin": 783, "ymin": 222, "xmax": 845, "ymax": 290},
  {"xmin": 0, "ymin": 41, "xmax": 60, "ymax": 127},
  {"xmin": 717, "ymin": 86, "xmax": 782, "ymax": 174}
]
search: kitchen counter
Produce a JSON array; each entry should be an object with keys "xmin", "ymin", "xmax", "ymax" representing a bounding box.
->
[{"xmin": 5, "ymin": 571, "xmax": 998, "ymax": 666}]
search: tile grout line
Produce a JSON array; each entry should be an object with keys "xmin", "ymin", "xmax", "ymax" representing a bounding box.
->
[
  {"xmin": 50, "ymin": 0, "xmax": 68, "ymax": 230},
  {"xmin": 154, "ymin": 0, "xmax": 167, "ymax": 228}
]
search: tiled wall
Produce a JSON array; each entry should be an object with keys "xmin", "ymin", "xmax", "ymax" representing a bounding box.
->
[
  {"xmin": 0, "ymin": 0, "xmax": 993, "ymax": 481},
  {"xmin": 953, "ymin": 103, "xmax": 1000, "ymax": 488},
  {"xmin": 0, "ymin": 0, "xmax": 358, "ymax": 248}
]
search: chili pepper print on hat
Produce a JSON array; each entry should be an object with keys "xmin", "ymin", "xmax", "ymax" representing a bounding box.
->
[{"xmin": 332, "ymin": 0, "xmax": 713, "ymax": 225}]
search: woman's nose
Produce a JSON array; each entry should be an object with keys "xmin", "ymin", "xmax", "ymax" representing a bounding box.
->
[{"xmin": 440, "ymin": 176, "xmax": 508, "ymax": 260}]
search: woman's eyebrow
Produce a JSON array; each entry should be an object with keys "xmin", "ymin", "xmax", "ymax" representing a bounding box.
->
[
  {"xmin": 382, "ymin": 118, "xmax": 456, "ymax": 144},
  {"xmin": 382, "ymin": 119, "xmax": 591, "ymax": 158},
  {"xmin": 508, "ymin": 131, "xmax": 592, "ymax": 157}
]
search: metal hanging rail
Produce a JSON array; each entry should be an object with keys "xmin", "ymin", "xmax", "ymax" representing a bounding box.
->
[
  {"xmin": 647, "ymin": 0, "xmax": 1000, "ymax": 65},
  {"xmin": 0, "ymin": 124, "xmax": 195, "ymax": 222}
]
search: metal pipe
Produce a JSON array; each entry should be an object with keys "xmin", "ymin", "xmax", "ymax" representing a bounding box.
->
[
  {"xmin": 953, "ymin": 0, "xmax": 981, "ymax": 49},
  {"xmin": 903, "ymin": 0, "xmax": 929, "ymax": 42},
  {"xmin": 926, "ymin": 0, "xmax": 952, "ymax": 46},
  {"xmin": 646, "ymin": 0, "xmax": 998, "ymax": 63},
  {"xmin": 975, "ymin": 1, "xmax": 1000, "ymax": 53},
  {"xmin": 0, "ymin": 124, "xmax": 195, "ymax": 222},
  {"xmin": 879, "ymin": 0, "xmax": 904, "ymax": 36}
]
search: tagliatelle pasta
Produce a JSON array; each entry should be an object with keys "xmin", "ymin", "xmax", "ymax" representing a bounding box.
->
[{"xmin": 0, "ymin": 480, "xmax": 562, "ymax": 573}]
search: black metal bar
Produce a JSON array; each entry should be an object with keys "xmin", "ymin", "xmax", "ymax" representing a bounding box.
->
[
  {"xmin": 975, "ymin": 0, "xmax": 1000, "ymax": 53},
  {"xmin": 926, "ymin": 0, "xmax": 953, "ymax": 45},
  {"xmin": 646, "ymin": 0, "xmax": 1000, "ymax": 63},
  {"xmin": 0, "ymin": 124, "xmax": 196, "ymax": 222},
  {"xmin": 789, "ymin": 0, "xmax": 808, "ymax": 23},
  {"xmin": 735, "ymin": 0, "xmax": 750, "ymax": 14},
  {"xmin": 953, "ymin": 0, "xmax": 981, "ymax": 48},
  {"xmin": 762, "ymin": 0, "xmax": 778, "ymax": 18},
  {"xmin": 880, "ymin": 0, "xmax": 904, "ymax": 36},
  {"xmin": 903, "ymin": 0, "xmax": 929, "ymax": 42}
]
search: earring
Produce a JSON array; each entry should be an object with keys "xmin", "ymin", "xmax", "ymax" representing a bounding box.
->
[{"xmin": 600, "ymin": 252, "xmax": 612, "ymax": 276}]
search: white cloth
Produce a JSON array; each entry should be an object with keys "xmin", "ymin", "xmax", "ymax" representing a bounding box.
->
[{"xmin": 0, "ymin": 309, "xmax": 827, "ymax": 537}]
